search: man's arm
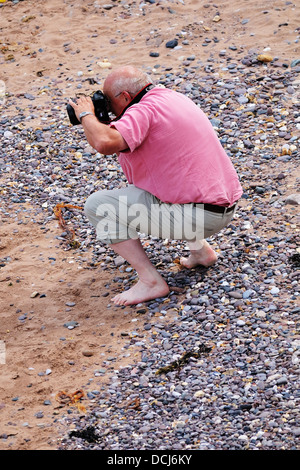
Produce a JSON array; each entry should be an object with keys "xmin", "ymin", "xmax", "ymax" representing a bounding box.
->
[{"xmin": 69, "ymin": 96, "xmax": 128, "ymax": 154}]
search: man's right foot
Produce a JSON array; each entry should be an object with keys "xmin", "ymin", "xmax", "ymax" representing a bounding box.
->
[{"xmin": 111, "ymin": 278, "xmax": 169, "ymax": 306}]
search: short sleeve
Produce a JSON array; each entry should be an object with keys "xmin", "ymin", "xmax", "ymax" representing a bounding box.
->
[{"xmin": 110, "ymin": 103, "xmax": 153, "ymax": 152}]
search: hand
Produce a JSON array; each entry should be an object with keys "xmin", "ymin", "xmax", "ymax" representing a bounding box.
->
[{"xmin": 68, "ymin": 95, "xmax": 95, "ymax": 121}]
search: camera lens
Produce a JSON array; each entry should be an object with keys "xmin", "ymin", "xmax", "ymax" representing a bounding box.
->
[{"xmin": 67, "ymin": 102, "xmax": 80, "ymax": 125}]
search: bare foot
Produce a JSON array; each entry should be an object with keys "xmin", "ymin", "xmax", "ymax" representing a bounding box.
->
[
  {"xmin": 180, "ymin": 240, "xmax": 218, "ymax": 269},
  {"xmin": 111, "ymin": 278, "xmax": 169, "ymax": 306}
]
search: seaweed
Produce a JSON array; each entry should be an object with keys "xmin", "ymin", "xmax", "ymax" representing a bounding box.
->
[
  {"xmin": 53, "ymin": 202, "xmax": 83, "ymax": 248},
  {"xmin": 289, "ymin": 253, "xmax": 300, "ymax": 268},
  {"xmin": 69, "ymin": 426, "xmax": 100, "ymax": 443},
  {"xmin": 155, "ymin": 344, "xmax": 212, "ymax": 375}
]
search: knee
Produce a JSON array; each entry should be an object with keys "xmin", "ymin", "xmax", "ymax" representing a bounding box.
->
[
  {"xmin": 84, "ymin": 190, "xmax": 116, "ymax": 222},
  {"xmin": 84, "ymin": 193, "xmax": 96, "ymax": 220},
  {"xmin": 84, "ymin": 191, "xmax": 106, "ymax": 221}
]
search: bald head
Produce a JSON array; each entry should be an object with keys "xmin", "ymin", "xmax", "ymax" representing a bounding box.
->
[{"xmin": 103, "ymin": 66, "xmax": 153, "ymax": 97}]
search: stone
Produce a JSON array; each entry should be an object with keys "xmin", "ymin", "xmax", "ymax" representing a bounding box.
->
[
  {"xmin": 63, "ymin": 321, "xmax": 79, "ymax": 329},
  {"xmin": 291, "ymin": 59, "xmax": 300, "ymax": 67},
  {"xmin": 166, "ymin": 39, "xmax": 178, "ymax": 48},
  {"xmin": 114, "ymin": 255, "xmax": 125, "ymax": 267},
  {"xmin": 4, "ymin": 131, "xmax": 13, "ymax": 138},
  {"xmin": 30, "ymin": 291, "xmax": 39, "ymax": 298},
  {"xmin": 284, "ymin": 194, "xmax": 300, "ymax": 205},
  {"xmin": 228, "ymin": 291, "xmax": 243, "ymax": 299}
]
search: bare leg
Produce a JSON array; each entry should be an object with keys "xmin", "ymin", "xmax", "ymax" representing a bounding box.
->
[
  {"xmin": 110, "ymin": 238, "xmax": 169, "ymax": 306},
  {"xmin": 180, "ymin": 239, "xmax": 218, "ymax": 269}
]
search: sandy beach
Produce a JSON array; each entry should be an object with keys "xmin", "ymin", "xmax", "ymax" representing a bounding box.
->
[{"xmin": 0, "ymin": 0, "xmax": 299, "ymax": 450}]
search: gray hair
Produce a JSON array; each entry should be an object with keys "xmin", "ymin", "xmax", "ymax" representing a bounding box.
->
[{"xmin": 110, "ymin": 67, "xmax": 153, "ymax": 97}]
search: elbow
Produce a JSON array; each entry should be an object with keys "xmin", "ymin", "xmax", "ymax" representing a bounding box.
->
[
  {"xmin": 93, "ymin": 138, "xmax": 114, "ymax": 155},
  {"xmin": 93, "ymin": 136, "xmax": 124, "ymax": 155},
  {"xmin": 87, "ymin": 127, "xmax": 125, "ymax": 155}
]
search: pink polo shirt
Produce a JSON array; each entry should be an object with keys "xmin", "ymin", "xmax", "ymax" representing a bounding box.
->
[{"xmin": 111, "ymin": 87, "xmax": 243, "ymax": 206}]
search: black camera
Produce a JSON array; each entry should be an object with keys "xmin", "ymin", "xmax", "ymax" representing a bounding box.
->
[{"xmin": 67, "ymin": 90, "xmax": 110, "ymax": 125}]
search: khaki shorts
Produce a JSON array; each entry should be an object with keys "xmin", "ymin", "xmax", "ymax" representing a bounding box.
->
[{"xmin": 84, "ymin": 185, "xmax": 237, "ymax": 244}]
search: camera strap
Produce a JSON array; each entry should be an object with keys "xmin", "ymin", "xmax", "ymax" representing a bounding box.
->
[{"xmin": 112, "ymin": 83, "xmax": 154, "ymax": 122}]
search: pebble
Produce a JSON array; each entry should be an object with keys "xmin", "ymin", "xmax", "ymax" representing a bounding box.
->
[
  {"xmin": 63, "ymin": 321, "xmax": 79, "ymax": 329},
  {"xmin": 291, "ymin": 59, "xmax": 300, "ymax": 67},
  {"xmin": 166, "ymin": 39, "xmax": 178, "ymax": 48},
  {"xmin": 1, "ymin": 17, "xmax": 299, "ymax": 449},
  {"xmin": 228, "ymin": 291, "xmax": 243, "ymax": 299},
  {"xmin": 4, "ymin": 130, "xmax": 13, "ymax": 138},
  {"xmin": 285, "ymin": 194, "xmax": 300, "ymax": 205},
  {"xmin": 270, "ymin": 286, "xmax": 280, "ymax": 295}
]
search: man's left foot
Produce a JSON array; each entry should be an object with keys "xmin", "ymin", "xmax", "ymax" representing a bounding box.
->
[{"xmin": 180, "ymin": 240, "xmax": 218, "ymax": 268}]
